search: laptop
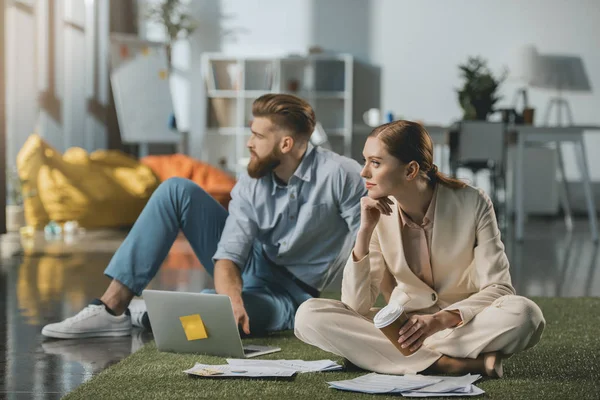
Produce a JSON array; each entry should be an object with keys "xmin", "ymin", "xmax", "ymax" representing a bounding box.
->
[{"xmin": 142, "ymin": 290, "xmax": 281, "ymax": 358}]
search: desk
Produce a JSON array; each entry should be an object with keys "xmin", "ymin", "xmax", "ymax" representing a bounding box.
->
[{"xmin": 514, "ymin": 125, "xmax": 600, "ymax": 242}]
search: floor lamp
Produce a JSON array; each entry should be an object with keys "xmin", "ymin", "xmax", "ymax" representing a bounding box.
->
[
  {"xmin": 528, "ymin": 53, "xmax": 593, "ymax": 236},
  {"xmin": 530, "ymin": 54, "xmax": 592, "ymax": 126}
]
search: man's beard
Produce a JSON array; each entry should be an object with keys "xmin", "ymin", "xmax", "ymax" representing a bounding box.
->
[{"xmin": 247, "ymin": 147, "xmax": 282, "ymax": 179}]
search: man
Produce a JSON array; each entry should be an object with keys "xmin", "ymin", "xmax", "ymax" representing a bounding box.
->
[{"xmin": 42, "ymin": 93, "xmax": 366, "ymax": 338}]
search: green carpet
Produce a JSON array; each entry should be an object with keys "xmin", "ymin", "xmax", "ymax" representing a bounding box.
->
[{"xmin": 63, "ymin": 297, "xmax": 600, "ymax": 400}]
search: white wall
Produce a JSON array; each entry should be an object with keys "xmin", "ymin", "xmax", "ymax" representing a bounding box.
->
[
  {"xmin": 139, "ymin": 0, "xmax": 369, "ymax": 158},
  {"xmin": 219, "ymin": 0, "xmax": 312, "ymax": 56},
  {"xmin": 5, "ymin": 4, "xmax": 38, "ymax": 168},
  {"xmin": 5, "ymin": 0, "xmax": 108, "ymax": 168},
  {"xmin": 370, "ymin": 0, "xmax": 600, "ymax": 212},
  {"xmin": 132, "ymin": 0, "xmax": 600, "ymax": 213},
  {"xmin": 218, "ymin": 0, "xmax": 371, "ymax": 59},
  {"xmin": 370, "ymin": 0, "xmax": 600, "ymax": 126},
  {"xmin": 310, "ymin": 0, "xmax": 372, "ymax": 62},
  {"xmin": 140, "ymin": 0, "xmax": 225, "ymax": 157}
]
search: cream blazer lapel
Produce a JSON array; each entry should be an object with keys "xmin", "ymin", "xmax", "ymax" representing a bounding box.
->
[
  {"xmin": 378, "ymin": 196, "xmax": 436, "ymax": 312},
  {"xmin": 429, "ymin": 185, "xmax": 479, "ymax": 305}
]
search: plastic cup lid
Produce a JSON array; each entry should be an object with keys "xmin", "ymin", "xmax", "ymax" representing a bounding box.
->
[{"xmin": 373, "ymin": 303, "xmax": 404, "ymax": 328}]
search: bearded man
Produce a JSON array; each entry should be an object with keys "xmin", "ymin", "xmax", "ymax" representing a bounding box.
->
[{"xmin": 42, "ymin": 94, "xmax": 366, "ymax": 338}]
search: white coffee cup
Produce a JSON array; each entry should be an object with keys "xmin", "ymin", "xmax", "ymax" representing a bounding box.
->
[{"xmin": 363, "ymin": 108, "xmax": 382, "ymax": 127}]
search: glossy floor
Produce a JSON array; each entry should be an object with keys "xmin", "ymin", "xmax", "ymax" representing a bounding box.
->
[{"xmin": 1, "ymin": 219, "xmax": 599, "ymax": 398}]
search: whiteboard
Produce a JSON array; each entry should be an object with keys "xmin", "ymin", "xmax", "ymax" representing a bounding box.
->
[{"xmin": 110, "ymin": 42, "xmax": 180, "ymax": 144}]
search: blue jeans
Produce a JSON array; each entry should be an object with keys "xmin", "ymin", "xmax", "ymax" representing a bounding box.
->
[{"xmin": 104, "ymin": 177, "xmax": 313, "ymax": 335}]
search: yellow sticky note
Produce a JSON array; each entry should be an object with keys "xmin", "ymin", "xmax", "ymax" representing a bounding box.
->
[
  {"xmin": 159, "ymin": 69, "xmax": 168, "ymax": 80},
  {"xmin": 141, "ymin": 46, "xmax": 150, "ymax": 56},
  {"xmin": 179, "ymin": 314, "xmax": 208, "ymax": 341}
]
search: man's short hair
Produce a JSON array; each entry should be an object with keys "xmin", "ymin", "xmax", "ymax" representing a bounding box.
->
[{"xmin": 252, "ymin": 94, "xmax": 316, "ymax": 140}]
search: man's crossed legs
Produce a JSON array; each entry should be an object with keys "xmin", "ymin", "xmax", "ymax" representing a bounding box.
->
[{"xmin": 42, "ymin": 178, "xmax": 308, "ymax": 339}]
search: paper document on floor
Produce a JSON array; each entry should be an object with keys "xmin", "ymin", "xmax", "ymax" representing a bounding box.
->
[
  {"xmin": 327, "ymin": 373, "xmax": 484, "ymax": 396},
  {"xmin": 401, "ymin": 385, "xmax": 484, "ymax": 397},
  {"xmin": 183, "ymin": 363, "xmax": 296, "ymax": 378},
  {"xmin": 401, "ymin": 373, "xmax": 484, "ymax": 397},
  {"xmin": 226, "ymin": 359, "xmax": 343, "ymax": 372},
  {"xmin": 328, "ymin": 373, "xmax": 441, "ymax": 394}
]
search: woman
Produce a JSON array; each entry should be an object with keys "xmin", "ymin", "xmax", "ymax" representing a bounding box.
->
[{"xmin": 294, "ymin": 120, "xmax": 545, "ymax": 378}]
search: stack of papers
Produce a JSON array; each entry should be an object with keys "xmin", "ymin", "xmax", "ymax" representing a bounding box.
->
[
  {"xmin": 327, "ymin": 373, "xmax": 484, "ymax": 397},
  {"xmin": 184, "ymin": 363, "xmax": 297, "ymax": 378},
  {"xmin": 328, "ymin": 374, "xmax": 442, "ymax": 394},
  {"xmin": 184, "ymin": 359, "xmax": 342, "ymax": 379},
  {"xmin": 402, "ymin": 374, "xmax": 484, "ymax": 397},
  {"xmin": 226, "ymin": 359, "xmax": 343, "ymax": 373}
]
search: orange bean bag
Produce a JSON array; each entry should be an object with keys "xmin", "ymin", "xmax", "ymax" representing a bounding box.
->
[{"xmin": 140, "ymin": 154, "xmax": 236, "ymax": 209}]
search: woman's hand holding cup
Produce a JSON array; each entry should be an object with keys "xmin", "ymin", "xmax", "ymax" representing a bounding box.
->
[
  {"xmin": 397, "ymin": 314, "xmax": 445, "ymax": 353},
  {"xmin": 374, "ymin": 304, "xmax": 413, "ymax": 356}
]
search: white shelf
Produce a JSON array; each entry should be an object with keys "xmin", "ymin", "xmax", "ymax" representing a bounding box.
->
[
  {"xmin": 206, "ymin": 127, "xmax": 239, "ymax": 136},
  {"xmin": 281, "ymin": 54, "xmax": 351, "ymax": 62},
  {"xmin": 280, "ymin": 91, "xmax": 347, "ymax": 99},
  {"xmin": 202, "ymin": 53, "xmax": 380, "ymax": 175},
  {"xmin": 207, "ymin": 90, "xmax": 275, "ymax": 99},
  {"xmin": 207, "ymin": 126, "xmax": 348, "ymax": 137},
  {"xmin": 209, "ymin": 90, "xmax": 347, "ymax": 99},
  {"xmin": 207, "ymin": 90, "xmax": 239, "ymax": 98},
  {"xmin": 353, "ymin": 124, "xmax": 374, "ymax": 134},
  {"xmin": 206, "ymin": 127, "xmax": 253, "ymax": 135},
  {"xmin": 243, "ymin": 90, "xmax": 273, "ymax": 98},
  {"xmin": 322, "ymin": 128, "xmax": 347, "ymax": 136},
  {"xmin": 307, "ymin": 90, "xmax": 344, "ymax": 100},
  {"xmin": 312, "ymin": 91, "xmax": 347, "ymax": 99},
  {"xmin": 202, "ymin": 54, "xmax": 241, "ymax": 62}
]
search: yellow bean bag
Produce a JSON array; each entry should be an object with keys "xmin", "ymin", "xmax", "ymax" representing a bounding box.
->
[{"xmin": 16, "ymin": 134, "xmax": 160, "ymax": 229}]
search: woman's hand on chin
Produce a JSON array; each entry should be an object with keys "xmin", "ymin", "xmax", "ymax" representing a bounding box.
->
[{"xmin": 359, "ymin": 196, "xmax": 393, "ymax": 232}]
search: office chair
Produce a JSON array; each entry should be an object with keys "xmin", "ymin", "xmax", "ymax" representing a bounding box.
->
[{"xmin": 450, "ymin": 121, "xmax": 507, "ymax": 213}]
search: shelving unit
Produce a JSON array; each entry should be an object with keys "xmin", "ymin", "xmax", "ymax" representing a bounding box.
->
[{"xmin": 201, "ymin": 53, "xmax": 380, "ymax": 175}]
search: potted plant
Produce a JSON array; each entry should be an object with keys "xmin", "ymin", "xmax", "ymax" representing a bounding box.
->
[
  {"xmin": 145, "ymin": 0, "xmax": 244, "ymax": 67},
  {"xmin": 145, "ymin": 0, "xmax": 198, "ymax": 66},
  {"xmin": 457, "ymin": 56, "xmax": 507, "ymax": 120}
]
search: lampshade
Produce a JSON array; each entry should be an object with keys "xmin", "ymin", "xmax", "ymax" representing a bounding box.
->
[
  {"xmin": 530, "ymin": 54, "xmax": 592, "ymax": 92},
  {"xmin": 511, "ymin": 44, "xmax": 541, "ymax": 84}
]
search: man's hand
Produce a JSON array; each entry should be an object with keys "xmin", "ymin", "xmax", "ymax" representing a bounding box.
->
[
  {"xmin": 231, "ymin": 296, "xmax": 250, "ymax": 335},
  {"xmin": 214, "ymin": 259, "xmax": 250, "ymax": 334}
]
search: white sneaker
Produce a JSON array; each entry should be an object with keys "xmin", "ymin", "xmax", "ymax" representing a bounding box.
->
[
  {"xmin": 41, "ymin": 304, "xmax": 132, "ymax": 339},
  {"xmin": 128, "ymin": 299, "xmax": 149, "ymax": 329}
]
